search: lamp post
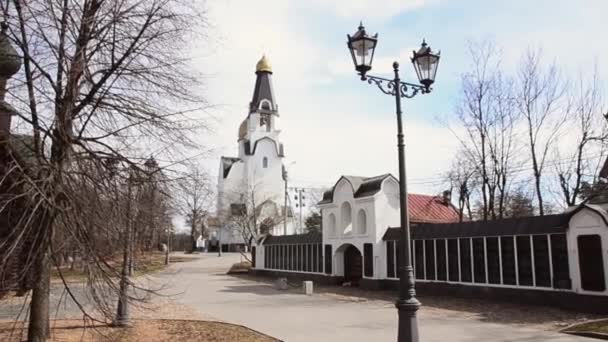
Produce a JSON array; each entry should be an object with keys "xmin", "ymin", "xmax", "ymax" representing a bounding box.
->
[
  {"xmin": 283, "ymin": 161, "xmax": 296, "ymax": 235},
  {"xmin": 346, "ymin": 22, "xmax": 440, "ymax": 342}
]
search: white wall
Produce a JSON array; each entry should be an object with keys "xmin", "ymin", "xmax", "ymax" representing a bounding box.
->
[
  {"xmin": 319, "ymin": 177, "xmax": 401, "ymax": 279},
  {"xmin": 567, "ymin": 207, "xmax": 608, "ymax": 295}
]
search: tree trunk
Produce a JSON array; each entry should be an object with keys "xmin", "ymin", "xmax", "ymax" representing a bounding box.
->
[
  {"xmin": 28, "ymin": 245, "xmax": 51, "ymax": 342},
  {"xmin": 115, "ymin": 176, "xmax": 133, "ymax": 326},
  {"xmin": 114, "ymin": 237, "xmax": 130, "ymax": 326},
  {"xmin": 534, "ymin": 174, "xmax": 544, "ymax": 216},
  {"xmin": 164, "ymin": 242, "xmax": 170, "ymax": 265}
]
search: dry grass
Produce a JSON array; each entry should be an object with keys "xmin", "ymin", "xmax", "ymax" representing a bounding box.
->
[
  {"xmin": 564, "ymin": 319, "xmax": 608, "ymax": 334},
  {"xmin": 50, "ymin": 252, "xmax": 195, "ymax": 282},
  {"xmin": 0, "ymin": 319, "xmax": 279, "ymax": 342},
  {"xmin": 227, "ymin": 261, "xmax": 251, "ymax": 274}
]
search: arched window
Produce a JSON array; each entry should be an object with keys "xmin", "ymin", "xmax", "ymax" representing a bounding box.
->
[
  {"xmin": 357, "ymin": 209, "xmax": 367, "ymax": 234},
  {"xmin": 341, "ymin": 202, "xmax": 352, "ymax": 235},
  {"xmin": 259, "ymin": 99, "xmax": 272, "ymax": 110},
  {"xmin": 263, "ymin": 157, "xmax": 268, "ymax": 168},
  {"xmin": 328, "ymin": 213, "xmax": 336, "ymax": 236}
]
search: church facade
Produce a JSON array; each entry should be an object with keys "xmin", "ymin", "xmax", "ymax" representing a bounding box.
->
[{"xmin": 215, "ymin": 56, "xmax": 295, "ymax": 250}]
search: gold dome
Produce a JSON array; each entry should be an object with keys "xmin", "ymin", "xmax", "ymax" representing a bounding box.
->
[
  {"xmin": 238, "ymin": 119, "xmax": 248, "ymax": 140},
  {"xmin": 256, "ymin": 55, "xmax": 272, "ymax": 73}
]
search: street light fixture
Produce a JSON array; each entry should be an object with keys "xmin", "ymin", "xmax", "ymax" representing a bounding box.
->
[
  {"xmin": 411, "ymin": 40, "xmax": 440, "ymax": 89},
  {"xmin": 346, "ymin": 23, "xmax": 441, "ymax": 342},
  {"xmin": 347, "ymin": 22, "xmax": 378, "ymax": 79}
]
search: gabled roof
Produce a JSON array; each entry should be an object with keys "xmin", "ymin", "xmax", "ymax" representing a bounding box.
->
[
  {"xmin": 249, "ymin": 137, "xmax": 284, "ymax": 157},
  {"xmin": 221, "ymin": 156, "xmax": 241, "ymax": 179},
  {"xmin": 318, "ymin": 174, "xmax": 393, "ymax": 204},
  {"xmin": 319, "ymin": 173, "xmax": 460, "ymax": 224},
  {"xmin": 409, "ymin": 194, "xmax": 460, "ymax": 224}
]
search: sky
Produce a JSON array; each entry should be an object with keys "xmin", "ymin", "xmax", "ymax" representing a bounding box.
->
[{"xmin": 188, "ymin": 0, "xmax": 608, "ymax": 200}]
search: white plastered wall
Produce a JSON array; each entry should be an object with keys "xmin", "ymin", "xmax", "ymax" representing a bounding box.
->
[
  {"xmin": 567, "ymin": 207, "xmax": 608, "ymax": 295},
  {"xmin": 319, "ymin": 177, "xmax": 400, "ymax": 279}
]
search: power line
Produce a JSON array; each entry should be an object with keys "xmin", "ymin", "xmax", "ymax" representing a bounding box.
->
[{"xmin": 288, "ymin": 153, "xmax": 606, "ymax": 189}]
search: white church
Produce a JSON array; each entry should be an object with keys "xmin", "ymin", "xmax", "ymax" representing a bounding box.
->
[{"xmin": 215, "ymin": 56, "xmax": 297, "ymax": 251}]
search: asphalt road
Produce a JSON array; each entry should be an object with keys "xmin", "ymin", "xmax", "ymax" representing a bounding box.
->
[{"xmin": 153, "ymin": 253, "xmax": 594, "ymax": 342}]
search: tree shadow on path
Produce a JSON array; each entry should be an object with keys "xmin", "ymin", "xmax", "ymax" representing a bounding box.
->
[{"xmin": 225, "ymin": 273, "xmax": 603, "ymax": 330}]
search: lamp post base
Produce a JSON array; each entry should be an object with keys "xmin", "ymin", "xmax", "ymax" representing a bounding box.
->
[{"xmin": 396, "ymin": 298, "xmax": 421, "ymax": 342}]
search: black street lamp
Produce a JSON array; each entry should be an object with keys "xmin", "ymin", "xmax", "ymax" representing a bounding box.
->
[{"xmin": 347, "ymin": 23, "xmax": 440, "ymax": 342}]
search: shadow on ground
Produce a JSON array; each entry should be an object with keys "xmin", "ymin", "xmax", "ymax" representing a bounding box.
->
[{"xmin": 226, "ymin": 273, "xmax": 604, "ymax": 329}]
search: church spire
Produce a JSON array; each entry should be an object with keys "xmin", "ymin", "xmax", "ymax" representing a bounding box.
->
[
  {"xmin": 250, "ymin": 55, "xmax": 277, "ymax": 115},
  {"xmin": 256, "ymin": 54, "xmax": 272, "ymax": 73}
]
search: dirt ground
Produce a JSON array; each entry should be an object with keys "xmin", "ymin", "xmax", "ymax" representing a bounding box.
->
[{"xmin": 0, "ymin": 319, "xmax": 279, "ymax": 342}]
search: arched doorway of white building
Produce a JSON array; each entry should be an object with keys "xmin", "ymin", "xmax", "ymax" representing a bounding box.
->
[{"xmin": 335, "ymin": 243, "xmax": 362, "ymax": 285}]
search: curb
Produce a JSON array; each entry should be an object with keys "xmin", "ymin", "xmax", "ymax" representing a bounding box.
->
[{"xmin": 563, "ymin": 331, "xmax": 608, "ymax": 340}]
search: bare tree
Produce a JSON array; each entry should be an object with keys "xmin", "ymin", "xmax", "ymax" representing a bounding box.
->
[
  {"xmin": 446, "ymin": 151, "xmax": 475, "ymax": 222},
  {"xmin": 516, "ymin": 48, "xmax": 567, "ymax": 215},
  {"xmin": 224, "ymin": 182, "xmax": 285, "ymax": 258},
  {"xmin": 449, "ymin": 40, "xmax": 521, "ymax": 220},
  {"xmin": 177, "ymin": 165, "xmax": 213, "ymax": 254},
  {"xmin": 554, "ymin": 68, "xmax": 606, "ymax": 206},
  {"xmin": 0, "ymin": 1, "xmax": 206, "ymax": 340}
]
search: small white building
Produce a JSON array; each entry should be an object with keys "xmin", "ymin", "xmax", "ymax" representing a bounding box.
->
[
  {"xmin": 254, "ymin": 173, "xmax": 459, "ymax": 284},
  {"xmin": 216, "ymin": 56, "xmax": 296, "ymax": 250},
  {"xmin": 316, "ymin": 174, "xmax": 458, "ymax": 283}
]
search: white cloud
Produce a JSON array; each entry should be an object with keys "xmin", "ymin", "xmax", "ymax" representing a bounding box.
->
[
  {"xmin": 188, "ymin": 1, "xmax": 457, "ymax": 204},
  {"xmin": 187, "ymin": 0, "xmax": 608, "ymax": 217},
  {"xmin": 308, "ymin": 0, "xmax": 431, "ymax": 20}
]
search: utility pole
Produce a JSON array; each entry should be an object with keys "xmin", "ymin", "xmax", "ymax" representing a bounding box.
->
[
  {"xmin": 283, "ymin": 168, "xmax": 288, "ymax": 235},
  {"xmin": 218, "ymin": 225, "xmax": 222, "ymax": 257},
  {"xmin": 164, "ymin": 227, "xmax": 171, "ymax": 265},
  {"xmin": 294, "ymin": 188, "xmax": 305, "ymax": 233}
]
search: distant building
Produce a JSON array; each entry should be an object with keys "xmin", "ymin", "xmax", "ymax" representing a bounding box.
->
[{"xmin": 215, "ymin": 56, "xmax": 296, "ymax": 251}]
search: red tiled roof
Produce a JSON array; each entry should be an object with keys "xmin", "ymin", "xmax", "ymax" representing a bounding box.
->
[{"xmin": 408, "ymin": 194, "xmax": 460, "ymax": 224}]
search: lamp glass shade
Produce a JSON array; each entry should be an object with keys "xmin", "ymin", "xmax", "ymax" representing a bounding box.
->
[
  {"xmin": 347, "ymin": 24, "xmax": 378, "ymax": 76},
  {"xmin": 412, "ymin": 40, "xmax": 440, "ymax": 88}
]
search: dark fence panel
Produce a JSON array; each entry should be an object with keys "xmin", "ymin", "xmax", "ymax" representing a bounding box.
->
[
  {"xmin": 472, "ymin": 238, "xmax": 486, "ymax": 283},
  {"xmin": 486, "ymin": 237, "xmax": 500, "ymax": 284},
  {"xmin": 551, "ymin": 234, "xmax": 571, "ymax": 289},
  {"xmin": 533, "ymin": 235, "xmax": 551, "ymax": 287},
  {"xmin": 364, "ymin": 243, "xmax": 373, "ymax": 277},
  {"xmin": 387, "ymin": 240, "xmax": 395, "ymax": 278},
  {"xmin": 324, "ymin": 244, "xmax": 332, "ymax": 274},
  {"xmin": 425, "ymin": 240, "xmax": 436, "ymax": 280},
  {"xmin": 459, "ymin": 238, "xmax": 472, "ymax": 282},
  {"xmin": 436, "ymin": 239, "xmax": 447, "ymax": 281},
  {"xmin": 517, "ymin": 236, "xmax": 533, "ymax": 286}
]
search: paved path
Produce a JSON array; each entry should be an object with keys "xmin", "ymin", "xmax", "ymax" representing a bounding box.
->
[{"xmin": 155, "ymin": 253, "xmax": 593, "ymax": 342}]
